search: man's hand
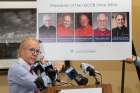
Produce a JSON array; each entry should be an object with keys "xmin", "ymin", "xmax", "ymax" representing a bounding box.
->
[{"xmin": 125, "ymin": 55, "xmax": 136, "ymax": 64}]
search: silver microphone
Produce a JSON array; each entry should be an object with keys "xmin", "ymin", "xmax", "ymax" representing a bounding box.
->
[{"xmin": 80, "ymin": 63, "xmax": 102, "ymax": 85}]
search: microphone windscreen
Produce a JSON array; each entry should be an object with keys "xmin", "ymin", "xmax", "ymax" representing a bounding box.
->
[
  {"xmin": 65, "ymin": 67, "xmax": 78, "ymax": 80},
  {"xmin": 75, "ymin": 74, "xmax": 88, "ymax": 85}
]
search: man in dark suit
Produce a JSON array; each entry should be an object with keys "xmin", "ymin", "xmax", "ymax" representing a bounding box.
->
[
  {"xmin": 39, "ymin": 15, "xmax": 56, "ymax": 38},
  {"xmin": 112, "ymin": 13, "xmax": 129, "ymax": 41}
]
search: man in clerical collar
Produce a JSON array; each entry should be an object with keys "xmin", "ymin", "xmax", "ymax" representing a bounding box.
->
[
  {"xmin": 112, "ymin": 13, "xmax": 129, "ymax": 41},
  {"xmin": 39, "ymin": 15, "xmax": 56, "ymax": 38}
]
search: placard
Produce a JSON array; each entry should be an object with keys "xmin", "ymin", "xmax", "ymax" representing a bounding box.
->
[
  {"xmin": 59, "ymin": 88, "xmax": 102, "ymax": 93},
  {"xmin": 37, "ymin": 0, "xmax": 132, "ymax": 60}
]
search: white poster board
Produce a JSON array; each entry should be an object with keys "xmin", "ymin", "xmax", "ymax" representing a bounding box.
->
[
  {"xmin": 59, "ymin": 88, "xmax": 102, "ymax": 93},
  {"xmin": 37, "ymin": 0, "xmax": 132, "ymax": 60}
]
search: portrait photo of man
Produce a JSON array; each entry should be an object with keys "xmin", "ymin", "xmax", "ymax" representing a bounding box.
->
[
  {"xmin": 38, "ymin": 13, "xmax": 56, "ymax": 42},
  {"xmin": 57, "ymin": 13, "xmax": 74, "ymax": 42},
  {"xmin": 112, "ymin": 12, "xmax": 129, "ymax": 42},
  {"xmin": 75, "ymin": 13, "xmax": 93, "ymax": 42},
  {"xmin": 93, "ymin": 13, "xmax": 111, "ymax": 42}
]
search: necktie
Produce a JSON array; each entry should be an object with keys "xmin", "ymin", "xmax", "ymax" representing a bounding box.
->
[{"xmin": 34, "ymin": 89, "xmax": 40, "ymax": 93}]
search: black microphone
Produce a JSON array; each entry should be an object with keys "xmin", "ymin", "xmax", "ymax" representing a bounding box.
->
[
  {"xmin": 31, "ymin": 50, "xmax": 45, "ymax": 76},
  {"xmin": 31, "ymin": 61, "xmax": 45, "ymax": 75},
  {"xmin": 80, "ymin": 63, "xmax": 101, "ymax": 85},
  {"xmin": 63, "ymin": 60, "xmax": 88, "ymax": 85},
  {"xmin": 43, "ymin": 62, "xmax": 58, "ymax": 85},
  {"xmin": 32, "ymin": 62, "xmax": 48, "ymax": 91}
]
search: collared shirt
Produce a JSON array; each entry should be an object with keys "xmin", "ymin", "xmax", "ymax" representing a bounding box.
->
[
  {"xmin": 94, "ymin": 28, "xmax": 111, "ymax": 36},
  {"xmin": 75, "ymin": 25, "xmax": 93, "ymax": 37},
  {"xmin": 8, "ymin": 58, "xmax": 38, "ymax": 93},
  {"xmin": 57, "ymin": 24, "xmax": 74, "ymax": 37},
  {"xmin": 19, "ymin": 58, "xmax": 31, "ymax": 72}
]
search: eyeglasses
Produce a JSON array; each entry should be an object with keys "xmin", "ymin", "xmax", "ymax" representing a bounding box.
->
[{"xmin": 28, "ymin": 48, "xmax": 41, "ymax": 55}]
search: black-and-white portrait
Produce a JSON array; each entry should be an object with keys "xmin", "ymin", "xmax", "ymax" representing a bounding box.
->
[
  {"xmin": 0, "ymin": 9, "xmax": 36, "ymax": 43},
  {"xmin": 0, "ymin": 9, "xmax": 36, "ymax": 59}
]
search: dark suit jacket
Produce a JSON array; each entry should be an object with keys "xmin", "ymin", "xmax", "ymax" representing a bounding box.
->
[
  {"xmin": 39, "ymin": 25, "xmax": 56, "ymax": 38},
  {"xmin": 136, "ymin": 65, "xmax": 140, "ymax": 81},
  {"xmin": 135, "ymin": 57, "xmax": 140, "ymax": 81}
]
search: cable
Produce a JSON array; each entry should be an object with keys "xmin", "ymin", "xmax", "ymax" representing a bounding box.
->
[{"xmin": 95, "ymin": 72, "xmax": 102, "ymax": 85}]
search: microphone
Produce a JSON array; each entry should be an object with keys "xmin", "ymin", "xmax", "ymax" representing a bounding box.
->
[
  {"xmin": 31, "ymin": 62, "xmax": 49, "ymax": 91},
  {"xmin": 31, "ymin": 49, "xmax": 45, "ymax": 76},
  {"xmin": 80, "ymin": 63, "xmax": 101, "ymax": 85},
  {"xmin": 43, "ymin": 62, "xmax": 58, "ymax": 85},
  {"xmin": 31, "ymin": 61, "xmax": 45, "ymax": 76},
  {"xmin": 63, "ymin": 60, "xmax": 88, "ymax": 85}
]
